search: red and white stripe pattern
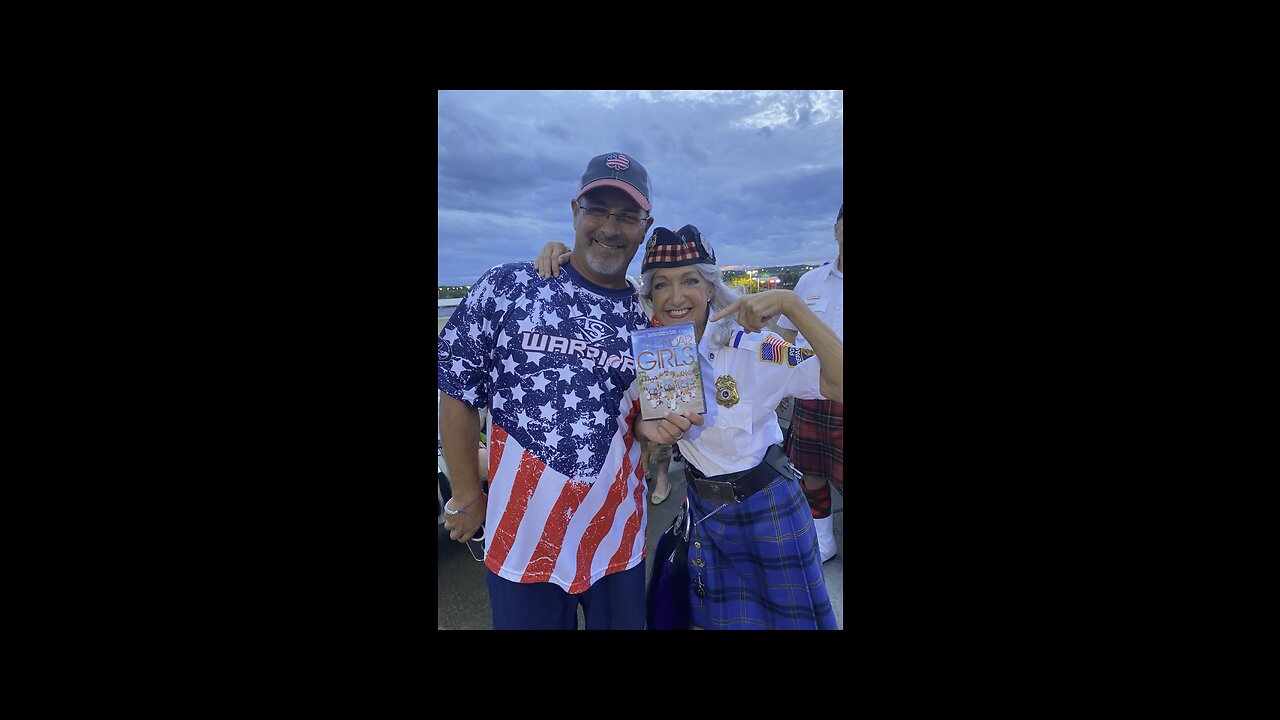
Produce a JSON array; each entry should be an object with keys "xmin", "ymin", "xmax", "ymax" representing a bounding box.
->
[
  {"xmin": 604, "ymin": 153, "xmax": 630, "ymax": 170},
  {"xmin": 483, "ymin": 398, "xmax": 647, "ymax": 593}
]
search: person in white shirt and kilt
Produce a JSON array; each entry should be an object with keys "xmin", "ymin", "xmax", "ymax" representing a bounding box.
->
[
  {"xmin": 777, "ymin": 203, "xmax": 844, "ymax": 562},
  {"xmin": 537, "ymin": 224, "xmax": 842, "ymax": 629}
]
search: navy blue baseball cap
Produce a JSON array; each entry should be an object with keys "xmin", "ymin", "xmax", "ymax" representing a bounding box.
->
[{"xmin": 577, "ymin": 152, "xmax": 651, "ymax": 212}]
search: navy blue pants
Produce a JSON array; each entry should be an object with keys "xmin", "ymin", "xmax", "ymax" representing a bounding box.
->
[{"xmin": 485, "ymin": 561, "xmax": 647, "ymax": 630}]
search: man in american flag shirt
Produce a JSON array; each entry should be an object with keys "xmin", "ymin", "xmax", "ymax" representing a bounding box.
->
[{"xmin": 438, "ymin": 152, "xmax": 699, "ymax": 630}]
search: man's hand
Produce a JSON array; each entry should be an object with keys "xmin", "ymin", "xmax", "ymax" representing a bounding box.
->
[
  {"xmin": 443, "ymin": 493, "xmax": 488, "ymax": 543},
  {"xmin": 535, "ymin": 242, "xmax": 573, "ymax": 279},
  {"xmin": 439, "ymin": 392, "xmax": 486, "ymax": 543},
  {"xmin": 709, "ymin": 290, "xmax": 798, "ymax": 333}
]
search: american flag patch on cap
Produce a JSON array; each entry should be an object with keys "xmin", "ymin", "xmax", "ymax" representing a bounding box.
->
[{"xmin": 605, "ymin": 153, "xmax": 630, "ymax": 170}]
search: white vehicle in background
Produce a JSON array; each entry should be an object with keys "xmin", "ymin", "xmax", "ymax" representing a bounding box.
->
[{"xmin": 438, "ymin": 297, "xmax": 462, "ymax": 335}]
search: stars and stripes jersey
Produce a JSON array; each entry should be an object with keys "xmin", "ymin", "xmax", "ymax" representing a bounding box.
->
[
  {"xmin": 438, "ymin": 261, "xmax": 651, "ymax": 593},
  {"xmin": 676, "ymin": 326, "xmax": 826, "ymax": 477}
]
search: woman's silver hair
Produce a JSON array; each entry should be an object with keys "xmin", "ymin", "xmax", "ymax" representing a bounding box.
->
[{"xmin": 639, "ymin": 260, "xmax": 744, "ymax": 348}]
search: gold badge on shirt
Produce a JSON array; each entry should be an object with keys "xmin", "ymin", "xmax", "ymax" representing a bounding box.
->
[{"xmin": 715, "ymin": 375, "xmax": 739, "ymax": 408}]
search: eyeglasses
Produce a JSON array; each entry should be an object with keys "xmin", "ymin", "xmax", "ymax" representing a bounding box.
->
[{"xmin": 577, "ymin": 198, "xmax": 647, "ymax": 227}]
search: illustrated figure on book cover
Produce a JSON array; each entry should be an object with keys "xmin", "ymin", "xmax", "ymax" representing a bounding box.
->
[{"xmin": 632, "ymin": 322, "xmax": 707, "ymax": 421}]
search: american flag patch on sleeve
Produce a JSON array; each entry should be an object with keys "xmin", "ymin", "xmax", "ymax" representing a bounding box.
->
[{"xmin": 759, "ymin": 335, "xmax": 788, "ymax": 364}]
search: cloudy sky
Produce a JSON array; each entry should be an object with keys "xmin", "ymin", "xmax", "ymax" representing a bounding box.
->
[{"xmin": 437, "ymin": 90, "xmax": 843, "ymax": 287}]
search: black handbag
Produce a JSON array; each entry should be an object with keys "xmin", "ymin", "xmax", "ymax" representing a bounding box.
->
[{"xmin": 646, "ymin": 504, "xmax": 692, "ymax": 630}]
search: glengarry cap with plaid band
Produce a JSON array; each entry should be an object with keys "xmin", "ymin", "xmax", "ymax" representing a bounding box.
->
[
  {"xmin": 641, "ymin": 224, "xmax": 716, "ymax": 273},
  {"xmin": 577, "ymin": 152, "xmax": 652, "ymax": 212}
]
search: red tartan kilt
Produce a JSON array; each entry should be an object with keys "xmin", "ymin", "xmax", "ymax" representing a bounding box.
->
[{"xmin": 785, "ymin": 398, "xmax": 843, "ymax": 489}]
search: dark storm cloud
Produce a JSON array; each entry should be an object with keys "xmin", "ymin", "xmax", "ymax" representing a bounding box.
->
[{"xmin": 438, "ymin": 90, "xmax": 843, "ymax": 286}]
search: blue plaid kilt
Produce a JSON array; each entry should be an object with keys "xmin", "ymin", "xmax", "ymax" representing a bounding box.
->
[{"xmin": 686, "ymin": 471, "xmax": 838, "ymax": 630}]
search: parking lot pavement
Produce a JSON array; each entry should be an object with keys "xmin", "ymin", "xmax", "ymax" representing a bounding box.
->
[{"xmin": 437, "ymin": 459, "xmax": 844, "ymax": 630}]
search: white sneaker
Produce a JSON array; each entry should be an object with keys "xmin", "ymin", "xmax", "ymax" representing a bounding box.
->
[{"xmin": 814, "ymin": 516, "xmax": 837, "ymax": 563}]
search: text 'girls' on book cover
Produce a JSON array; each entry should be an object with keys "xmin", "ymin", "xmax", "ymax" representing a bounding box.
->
[{"xmin": 631, "ymin": 322, "xmax": 707, "ymax": 421}]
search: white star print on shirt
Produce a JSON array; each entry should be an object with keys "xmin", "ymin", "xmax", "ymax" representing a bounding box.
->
[
  {"xmin": 530, "ymin": 372, "xmax": 552, "ymax": 393},
  {"xmin": 544, "ymin": 427, "xmax": 562, "ymax": 449},
  {"xmin": 508, "ymin": 381, "xmax": 527, "ymax": 405},
  {"xmin": 501, "ymin": 355, "xmax": 519, "ymax": 375}
]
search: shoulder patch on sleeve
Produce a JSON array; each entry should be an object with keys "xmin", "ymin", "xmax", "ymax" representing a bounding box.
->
[
  {"xmin": 758, "ymin": 335, "xmax": 789, "ymax": 364},
  {"xmin": 786, "ymin": 344, "xmax": 816, "ymax": 367},
  {"xmin": 751, "ymin": 333, "xmax": 816, "ymax": 368}
]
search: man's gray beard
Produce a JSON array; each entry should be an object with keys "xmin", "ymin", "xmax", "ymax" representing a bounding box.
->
[{"xmin": 583, "ymin": 243, "xmax": 628, "ymax": 278}]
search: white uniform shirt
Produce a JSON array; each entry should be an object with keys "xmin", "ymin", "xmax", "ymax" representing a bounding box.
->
[
  {"xmin": 676, "ymin": 323, "xmax": 827, "ymax": 477},
  {"xmin": 778, "ymin": 260, "xmax": 843, "ymax": 348}
]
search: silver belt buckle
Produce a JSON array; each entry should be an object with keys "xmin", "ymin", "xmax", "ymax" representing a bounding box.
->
[{"xmin": 698, "ymin": 478, "xmax": 739, "ymax": 505}]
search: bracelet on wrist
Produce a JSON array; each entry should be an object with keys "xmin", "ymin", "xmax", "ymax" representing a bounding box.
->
[{"xmin": 443, "ymin": 493, "xmax": 484, "ymax": 516}]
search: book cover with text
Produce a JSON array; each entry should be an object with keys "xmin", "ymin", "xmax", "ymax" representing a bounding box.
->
[{"xmin": 631, "ymin": 323, "xmax": 707, "ymax": 421}]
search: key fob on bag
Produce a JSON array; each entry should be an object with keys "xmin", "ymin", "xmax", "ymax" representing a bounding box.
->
[{"xmin": 672, "ymin": 505, "xmax": 688, "ymax": 540}]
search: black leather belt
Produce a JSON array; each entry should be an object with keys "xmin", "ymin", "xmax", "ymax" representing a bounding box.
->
[{"xmin": 687, "ymin": 444, "xmax": 801, "ymax": 504}]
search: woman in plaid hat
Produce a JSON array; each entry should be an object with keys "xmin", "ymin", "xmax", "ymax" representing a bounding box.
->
[{"xmin": 536, "ymin": 226, "xmax": 842, "ymax": 629}]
